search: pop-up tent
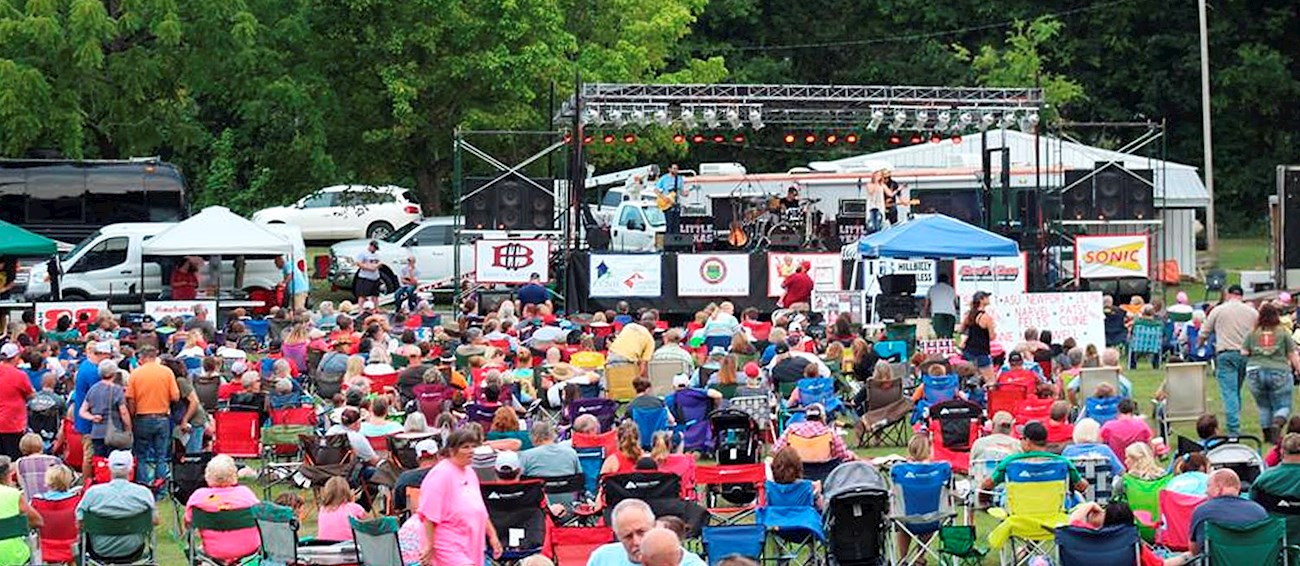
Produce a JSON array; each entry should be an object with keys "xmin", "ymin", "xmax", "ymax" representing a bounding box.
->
[
  {"xmin": 142, "ymin": 206, "xmax": 293, "ymax": 256},
  {"xmin": 0, "ymin": 220, "xmax": 58, "ymax": 257},
  {"xmin": 856, "ymin": 214, "xmax": 1020, "ymax": 259}
]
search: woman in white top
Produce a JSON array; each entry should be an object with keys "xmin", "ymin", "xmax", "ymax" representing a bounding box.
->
[{"xmin": 865, "ymin": 170, "xmax": 894, "ymax": 233}]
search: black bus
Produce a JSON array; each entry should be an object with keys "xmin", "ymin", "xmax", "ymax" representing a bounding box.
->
[{"xmin": 0, "ymin": 158, "xmax": 188, "ymax": 241}]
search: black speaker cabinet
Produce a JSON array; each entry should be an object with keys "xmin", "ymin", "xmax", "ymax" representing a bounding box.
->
[
  {"xmin": 464, "ymin": 175, "xmax": 555, "ymax": 230},
  {"xmin": 769, "ymin": 233, "xmax": 802, "ymax": 250},
  {"xmin": 664, "ymin": 233, "xmax": 694, "ymax": 252}
]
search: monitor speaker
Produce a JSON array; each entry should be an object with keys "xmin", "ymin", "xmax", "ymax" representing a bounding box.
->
[
  {"xmin": 1084, "ymin": 278, "xmax": 1119, "ymax": 296},
  {"xmin": 769, "ymin": 233, "xmax": 802, "ymax": 250},
  {"xmin": 1116, "ymin": 277, "xmax": 1151, "ymax": 303},
  {"xmin": 464, "ymin": 176, "xmax": 555, "ymax": 230},
  {"xmin": 913, "ymin": 190, "xmax": 981, "ymax": 225},
  {"xmin": 664, "ymin": 233, "xmax": 694, "ymax": 252},
  {"xmin": 875, "ymin": 295, "xmax": 919, "ymax": 321},
  {"xmin": 878, "ymin": 274, "xmax": 917, "ymax": 295},
  {"xmin": 478, "ymin": 291, "xmax": 514, "ymax": 315}
]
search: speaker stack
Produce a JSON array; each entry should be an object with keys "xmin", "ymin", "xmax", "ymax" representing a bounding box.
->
[
  {"xmin": 1061, "ymin": 163, "xmax": 1155, "ymax": 221},
  {"xmin": 463, "ymin": 175, "xmax": 556, "ymax": 231},
  {"xmin": 874, "ymin": 274, "xmax": 919, "ymax": 321},
  {"xmin": 1280, "ymin": 167, "xmax": 1300, "ymax": 286}
]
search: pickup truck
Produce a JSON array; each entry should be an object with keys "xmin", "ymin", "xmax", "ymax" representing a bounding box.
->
[{"xmin": 605, "ymin": 200, "xmax": 667, "ymax": 252}]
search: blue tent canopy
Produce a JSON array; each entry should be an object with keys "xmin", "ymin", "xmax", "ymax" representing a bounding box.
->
[{"xmin": 856, "ymin": 214, "xmax": 1020, "ymax": 259}]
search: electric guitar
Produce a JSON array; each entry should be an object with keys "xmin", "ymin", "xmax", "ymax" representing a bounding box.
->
[{"xmin": 654, "ymin": 189, "xmax": 677, "ymax": 211}]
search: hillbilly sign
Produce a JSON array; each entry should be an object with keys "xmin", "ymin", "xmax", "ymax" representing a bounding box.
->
[{"xmin": 474, "ymin": 240, "xmax": 550, "ymax": 284}]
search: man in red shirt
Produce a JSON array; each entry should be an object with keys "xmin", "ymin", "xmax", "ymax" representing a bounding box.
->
[
  {"xmin": 780, "ymin": 262, "xmax": 814, "ymax": 309},
  {"xmin": 0, "ymin": 343, "xmax": 35, "ymax": 459}
]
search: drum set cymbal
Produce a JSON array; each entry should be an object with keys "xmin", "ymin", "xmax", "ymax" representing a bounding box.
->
[{"xmin": 726, "ymin": 196, "xmax": 826, "ymax": 251}]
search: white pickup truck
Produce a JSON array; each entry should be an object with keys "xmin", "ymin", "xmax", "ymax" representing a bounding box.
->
[{"xmin": 605, "ymin": 200, "xmax": 667, "ymax": 252}]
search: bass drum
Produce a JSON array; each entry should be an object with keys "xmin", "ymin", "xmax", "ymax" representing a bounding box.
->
[{"xmin": 766, "ymin": 222, "xmax": 803, "ymax": 246}]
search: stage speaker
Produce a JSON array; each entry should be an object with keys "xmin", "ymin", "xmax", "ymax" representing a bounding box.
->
[
  {"xmin": 1062, "ymin": 169, "xmax": 1093, "ymax": 220},
  {"xmin": 464, "ymin": 175, "xmax": 555, "ymax": 230},
  {"xmin": 1126, "ymin": 169, "xmax": 1155, "ymax": 220},
  {"xmin": 1093, "ymin": 166, "xmax": 1126, "ymax": 220},
  {"xmin": 664, "ymin": 233, "xmax": 694, "ymax": 252},
  {"xmin": 1282, "ymin": 168, "xmax": 1300, "ymax": 275},
  {"xmin": 914, "ymin": 190, "xmax": 982, "ymax": 225},
  {"xmin": 1084, "ymin": 278, "xmax": 1119, "ymax": 297},
  {"xmin": 878, "ymin": 274, "xmax": 917, "ymax": 295},
  {"xmin": 478, "ymin": 290, "xmax": 514, "ymax": 315},
  {"xmin": 769, "ymin": 233, "xmax": 802, "ymax": 250},
  {"xmin": 838, "ymin": 199, "xmax": 868, "ymax": 219},
  {"xmin": 875, "ymin": 295, "xmax": 919, "ymax": 321},
  {"xmin": 1116, "ymin": 277, "xmax": 1151, "ymax": 302}
]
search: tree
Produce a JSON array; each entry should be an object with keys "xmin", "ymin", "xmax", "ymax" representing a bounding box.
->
[{"xmin": 952, "ymin": 16, "xmax": 1086, "ymax": 121}]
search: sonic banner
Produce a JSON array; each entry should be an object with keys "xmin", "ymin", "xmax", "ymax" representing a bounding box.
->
[
  {"xmin": 677, "ymin": 254, "xmax": 750, "ymax": 297},
  {"xmin": 589, "ymin": 254, "xmax": 662, "ymax": 298},
  {"xmin": 1075, "ymin": 234, "xmax": 1150, "ymax": 279},
  {"xmin": 474, "ymin": 240, "xmax": 550, "ymax": 284}
]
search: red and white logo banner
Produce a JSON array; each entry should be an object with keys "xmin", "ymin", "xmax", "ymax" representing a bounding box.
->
[{"xmin": 474, "ymin": 240, "xmax": 550, "ymax": 284}]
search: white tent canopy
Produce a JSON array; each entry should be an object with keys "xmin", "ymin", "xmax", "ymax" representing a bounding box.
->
[{"xmin": 142, "ymin": 206, "xmax": 293, "ymax": 256}]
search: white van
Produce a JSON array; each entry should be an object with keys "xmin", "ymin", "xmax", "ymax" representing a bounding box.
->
[{"xmin": 23, "ymin": 223, "xmax": 306, "ymax": 303}]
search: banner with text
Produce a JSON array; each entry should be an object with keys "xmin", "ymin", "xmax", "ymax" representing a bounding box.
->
[
  {"xmin": 677, "ymin": 254, "xmax": 750, "ymax": 297},
  {"xmin": 590, "ymin": 254, "xmax": 662, "ymax": 298},
  {"xmin": 861, "ymin": 258, "xmax": 935, "ymax": 297},
  {"xmin": 35, "ymin": 301, "xmax": 109, "ymax": 331},
  {"xmin": 812, "ymin": 290, "xmax": 867, "ymax": 323},
  {"xmin": 144, "ymin": 301, "xmax": 219, "ymax": 321},
  {"xmin": 1075, "ymin": 234, "xmax": 1150, "ymax": 279},
  {"xmin": 993, "ymin": 291, "xmax": 1105, "ymax": 350},
  {"xmin": 767, "ymin": 253, "xmax": 843, "ymax": 297},
  {"xmin": 474, "ymin": 240, "xmax": 551, "ymax": 284},
  {"xmin": 954, "ymin": 254, "xmax": 1029, "ymax": 303}
]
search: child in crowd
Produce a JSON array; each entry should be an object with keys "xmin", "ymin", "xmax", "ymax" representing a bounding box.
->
[{"xmin": 316, "ymin": 476, "xmax": 367, "ymax": 542}]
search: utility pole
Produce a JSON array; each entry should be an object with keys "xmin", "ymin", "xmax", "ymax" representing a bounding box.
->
[{"xmin": 1198, "ymin": 0, "xmax": 1218, "ymax": 256}]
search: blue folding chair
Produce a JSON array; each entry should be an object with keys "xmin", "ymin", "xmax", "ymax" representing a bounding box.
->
[
  {"xmin": 889, "ymin": 461, "xmax": 955, "ymax": 566},
  {"xmin": 244, "ymin": 319, "xmax": 269, "ymax": 345},
  {"xmin": 912, "ymin": 374, "xmax": 959, "ymax": 424},
  {"xmin": 1054, "ymin": 523, "xmax": 1139, "ymax": 566},
  {"xmin": 182, "ymin": 356, "xmax": 203, "ymax": 372},
  {"xmin": 759, "ymin": 479, "xmax": 825, "ymax": 563},
  {"xmin": 702, "ymin": 524, "xmax": 766, "ymax": 566},
  {"xmin": 874, "ymin": 340, "xmax": 909, "ymax": 362},
  {"xmin": 1081, "ymin": 396, "xmax": 1120, "ymax": 426},
  {"xmin": 784, "ymin": 377, "xmax": 844, "ymax": 427},
  {"xmin": 630, "ymin": 407, "xmax": 671, "ymax": 450}
]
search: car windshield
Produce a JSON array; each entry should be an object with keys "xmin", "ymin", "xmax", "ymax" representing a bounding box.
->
[
  {"xmin": 644, "ymin": 207, "xmax": 666, "ymax": 227},
  {"xmin": 63, "ymin": 230, "xmax": 101, "ymax": 261},
  {"xmin": 383, "ymin": 222, "xmax": 420, "ymax": 243}
]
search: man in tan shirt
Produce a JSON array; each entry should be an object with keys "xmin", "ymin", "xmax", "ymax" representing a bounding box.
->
[
  {"xmin": 125, "ymin": 346, "xmax": 180, "ymax": 489},
  {"xmin": 1198, "ymin": 284, "xmax": 1258, "ymax": 434}
]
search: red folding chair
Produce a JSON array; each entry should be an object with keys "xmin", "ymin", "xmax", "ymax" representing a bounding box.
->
[
  {"xmin": 32, "ymin": 494, "xmax": 82, "ymax": 563},
  {"xmin": 88, "ymin": 456, "xmax": 134, "ymax": 486},
  {"xmin": 551, "ymin": 526, "xmax": 613, "ymax": 566},
  {"xmin": 367, "ymin": 371, "xmax": 399, "ymax": 394},
  {"xmin": 571, "ymin": 430, "xmax": 617, "ymax": 455},
  {"xmin": 694, "ymin": 463, "xmax": 767, "ymax": 524},
  {"xmin": 986, "ymin": 383, "xmax": 1029, "ymax": 420},
  {"xmin": 213, "ymin": 410, "xmax": 262, "ymax": 458},
  {"xmin": 1013, "ymin": 397, "xmax": 1054, "ymax": 429},
  {"xmin": 264, "ymin": 406, "xmax": 317, "ymax": 456},
  {"xmin": 57, "ymin": 418, "xmax": 84, "ymax": 472},
  {"xmin": 928, "ymin": 400, "xmax": 983, "ymax": 475}
]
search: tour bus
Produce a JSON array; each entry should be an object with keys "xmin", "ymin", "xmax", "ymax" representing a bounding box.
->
[{"xmin": 0, "ymin": 158, "xmax": 188, "ymax": 241}]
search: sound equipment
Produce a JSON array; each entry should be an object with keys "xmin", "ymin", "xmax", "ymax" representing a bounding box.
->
[
  {"xmin": 586, "ymin": 227, "xmax": 611, "ymax": 250},
  {"xmin": 878, "ymin": 274, "xmax": 917, "ymax": 296},
  {"xmin": 769, "ymin": 233, "xmax": 802, "ymax": 250},
  {"xmin": 1061, "ymin": 164, "xmax": 1154, "ymax": 221},
  {"xmin": 464, "ymin": 176, "xmax": 556, "ymax": 230},
  {"xmin": 838, "ymin": 199, "xmax": 868, "ymax": 218},
  {"xmin": 478, "ymin": 290, "xmax": 515, "ymax": 315},
  {"xmin": 875, "ymin": 295, "xmax": 919, "ymax": 321},
  {"xmin": 1083, "ymin": 278, "xmax": 1119, "ymax": 297},
  {"xmin": 914, "ymin": 190, "xmax": 982, "ymax": 225},
  {"xmin": 1281, "ymin": 168, "xmax": 1300, "ymax": 285},
  {"xmin": 664, "ymin": 233, "xmax": 694, "ymax": 252},
  {"xmin": 1116, "ymin": 277, "xmax": 1151, "ymax": 302},
  {"xmin": 1062, "ymin": 170, "xmax": 1093, "ymax": 220}
]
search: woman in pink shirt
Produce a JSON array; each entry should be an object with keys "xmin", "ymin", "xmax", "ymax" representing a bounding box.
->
[
  {"xmin": 184, "ymin": 455, "xmax": 261, "ymax": 562},
  {"xmin": 316, "ymin": 476, "xmax": 366, "ymax": 541},
  {"xmin": 1099, "ymin": 398, "xmax": 1153, "ymax": 458},
  {"xmin": 419, "ymin": 428, "xmax": 501, "ymax": 566}
]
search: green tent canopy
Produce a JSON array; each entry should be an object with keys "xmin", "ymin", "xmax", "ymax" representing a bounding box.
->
[{"xmin": 0, "ymin": 220, "xmax": 57, "ymax": 256}]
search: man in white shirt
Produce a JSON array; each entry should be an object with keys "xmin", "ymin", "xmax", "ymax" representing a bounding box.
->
[
  {"xmin": 924, "ymin": 273, "xmax": 959, "ymax": 339},
  {"xmin": 354, "ymin": 240, "xmax": 384, "ymax": 307}
]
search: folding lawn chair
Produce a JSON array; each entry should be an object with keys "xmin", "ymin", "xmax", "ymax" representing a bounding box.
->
[
  {"xmin": 212, "ymin": 410, "xmax": 262, "ymax": 459},
  {"xmin": 631, "ymin": 407, "xmax": 672, "ymax": 450},
  {"xmin": 940, "ymin": 525, "xmax": 988, "ymax": 565},
  {"xmin": 550, "ymin": 526, "xmax": 612, "ymax": 566},
  {"xmin": 187, "ymin": 506, "xmax": 259, "ymax": 566},
  {"xmin": 1156, "ymin": 362, "xmax": 1208, "ymax": 438},
  {"xmin": 928, "ymin": 399, "xmax": 983, "ymax": 475},
  {"xmin": 1081, "ymin": 395, "xmax": 1120, "ymax": 426},
  {"xmin": 857, "ymin": 377, "xmax": 912, "ymax": 448},
  {"xmin": 1139, "ymin": 489, "xmax": 1204, "ymax": 552},
  {"xmin": 1013, "ymin": 396, "xmax": 1053, "ymax": 427},
  {"xmin": 79, "ymin": 509, "xmax": 157, "ymax": 566},
  {"xmin": 349, "ymin": 516, "xmax": 402, "ymax": 566},
  {"xmin": 1054, "ymin": 523, "xmax": 1139, "ymax": 566},
  {"xmin": 1115, "ymin": 474, "xmax": 1170, "ymax": 543},
  {"xmin": 1202, "ymin": 517, "xmax": 1297, "ymax": 566},
  {"xmin": 482, "ymin": 480, "xmax": 548, "ymax": 564},
  {"xmin": 252, "ymin": 502, "xmax": 302, "ymax": 566},
  {"xmin": 671, "ymin": 388, "xmax": 715, "ymax": 453},
  {"xmin": 170, "ymin": 451, "xmax": 214, "ymax": 538},
  {"xmin": 912, "ymin": 373, "xmax": 959, "ymax": 424},
  {"xmin": 32, "ymin": 493, "xmax": 81, "ymax": 564},
  {"xmin": 695, "ymin": 463, "xmax": 767, "ymax": 525},
  {"xmin": 727, "ymin": 396, "xmax": 773, "ymax": 439},
  {"xmin": 889, "ymin": 461, "xmax": 955, "ymax": 566},
  {"xmin": 605, "ymin": 363, "xmax": 640, "ymax": 402},
  {"xmin": 986, "ymin": 383, "xmax": 1029, "ymax": 423},
  {"xmin": 1078, "ymin": 367, "xmax": 1120, "ymax": 401},
  {"xmin": 701, "ymin": 524, "xmax": 766, "ymax": 566},
  {"xmin": 259, "ymin": 406, "xmax": 316, "ymax": 496},
  {"xmin": 1066, "ymin": 454, "xmax": 1115, "ymax": 504},
  {"xmin": 601, "ymin": 472, "xmax": 707, "ymax": 538},
  {"xmin": 648, "ymin": 359, "xmax": 689, "ymax": 397},
  {"xmin": 572, "ymin": 430, "xmax": 616, "ymax": 495},
  {"xmin": 987, "ymin": 459, "xmax": 1072, "ymax": 566},
  {"xmin": 1252, "ymin": 479, "xmax": 1300, "ymax": 563},
  {"xmin": 464, "ymin": 403, "xmax": 498, "ymax": 425},
  {"xmin": 568, "ymin": 398, "xmax": 619, "ymax": 432},
  {"xmin": 759, "ymin": 479, "xmax": 825, "ymax": 566}
]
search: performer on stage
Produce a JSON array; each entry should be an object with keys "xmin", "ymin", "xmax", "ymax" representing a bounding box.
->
[
  {"xmin": 655, "ymin": 163, "xmax": 688, "ymax": 233},
  {"xmin": 882, "ymin": 168, "xmax": 904, "ymax": 224},
  {"xmin": 866, "ymin": 170, "xmax": 894, "ymax": 234},
  {"xmin": 779, "ymin": 186, "xmax": 802, "ymax": 211}
]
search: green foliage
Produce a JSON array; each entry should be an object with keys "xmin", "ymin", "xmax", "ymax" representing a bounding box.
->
[{"xmin": 952, "ymin": 17, "xmax": 1086, "ymax": 121}]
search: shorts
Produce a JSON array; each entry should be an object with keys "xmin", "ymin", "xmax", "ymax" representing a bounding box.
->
[
  {"xmin": 355, "ymin": 277, "xmax": 381, "ymax": 297},
  {"xmin": 964, "ymin": 351, "xmax": 993, "ymax": 368}
]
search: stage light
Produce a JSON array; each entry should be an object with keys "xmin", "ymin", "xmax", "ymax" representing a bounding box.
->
[
  {"xmin": 891, "ymin": 111, "xmax": 908, "ymax": 130},
  {"xmin": 582, "ymin": 108, "xmax": 602, "ymax": 126},
  {"xmin": 1019, "ymin": 112, "xmax": 1040, "ymax": 133},
  {"xmin": 912, "ymin": 111, "xmax": 929, "ymax": 131},
  {"xmin": 867, "ymin": 109, "xmax": 885, "ymax": 131},
  {"xmin": 680, "ymin": 108, "xmax": 697, "ymax": 129},
  {"xmin": 826, "ymin": 134, "xmax": 838, "ymax": 145},
  {"xmin": 725, "ymin": 108, "xmax": 742, "ymax": 129},
  {"xmin": 732, "ymin": 133, "xmax": 746, "ymax": 143},
  {"xmin": 703, "ymin": 108, "xmax": 720, "ymax": 128},
  {"xmin": 957, "ymin": 112, "xmax": 973, "ymax": 132},
  {"xmin": 623, "ymin": 133, "xmax": 637, "ymax": 144},
  {"xmin": 951, "ymin": 134, "xmax": 963, "ymax": 144},
  {"xmin": 631, "ymin": 110, "xmax": 649, "ymax": 127},
  {"xmin": 672, "ymin": 133, "xmax": 686, "ymax": 144},
  {"xmin": 930, "ymin": 133, "xmax": 942, "ymax": 144},
  {"xmin": 712, "ymin": 134, "xmax": 726, "ymax": 143},
  {"xmin": 909, "ymin": 133, "xmax": 923, "ymax": 144},
  {"xmin": 602, "ymin": 134, "xmax": 616, "ymax": 144},
  {"xmin": 654, "ymin": 109, "xmax": 670, "ymax": 127},
  {"xmin": 935, "ymin": 111, "xmax": 951, "ymax": 131},
  {"xmin": 1000, "ymin": 111, "xmax": 1017, "ymax": 129},
  {"xmin": 608, "ymin": 110, "xmax": 625, "ymax": 127},
  {"xmin": 562, "ymin": 132, "xmax": 573, "ymax": 144},
  {"xmin": 582, "ymin": 134, "xmax": 594, "ymax": 144},
  {"xmin": 784, "ymin": 133, "xmax": 797, "ymax": 144},
  {"xmin": 749, "ymin": 109, "xmax": 764, "ymax": 130},
  {"xmin": 980, "ymin": 113, "xmax": 996, "ymax": 131},
  {"xmin": 691, "ymin": 134, "xmax": 706, "ymax": 143},
  {"xmin": 888, "ymin": 134, "xmax": 902, "ymax": 145},
  {"xmin": 805, "ymin": 133, "xmax": 817, "ymax": 144},
  {"xmin": 845, "ymin": 133, "xmax": 859, "ymax": 144}
]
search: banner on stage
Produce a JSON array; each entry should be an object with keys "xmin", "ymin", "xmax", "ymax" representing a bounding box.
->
[
  {"xmin": 590, "ymin": 254, "xmax": 662, "ymax": 298},
  {"xmin": 860, "ymin": 259, "xmax": 935, "ymax": 297},
  {"xmin": 677, "ymin": 254, "xmax": 749, "ymax": 297},
  {"xmin": 1075, "ymin": 234, "xmax": 1150, "ymax": 279},
  {"xmin": 144, "ymin": 301, "xmax": 219, "ymax": 321},
  {"xmin": 811, "ymin": 290, "xmax": 867, "ymax": 323},
  {"xmin": 993, "ymin": 291, "xmax": 1105, "ymax": 350},
  {"xmin": 474, "ymin": 240, "xmax": 550, "ymax": 284},
  {"xmin": 767, "ymin": 253, "xmax": 842, "ymax": 297},
  {"xmin": 35, "ymin": 301, "xmax": 109, "ymax": 331},
  {"xmin": 954, "ymin": 254, "xmax": 1028, "ymax": 300}
]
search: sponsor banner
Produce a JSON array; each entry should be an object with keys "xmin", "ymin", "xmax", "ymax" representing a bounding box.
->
[
  {"xmin": 590, "ymin": 254, "xmax": 662, "ymax": 298},
  {"xmin": 35, "ymin": 301, "xmax": 109, "ymax": 331},
  {"xmin": 680, "ymin": 219, "xmax": 716, "ymax": 245},
  {"xmin": 767, "ymin": 253, "xmax": 843, "ymax": 297},
  {"xmin": 474, "ymin": 240, "xmax": 550, "ymax": 284},
  {"xmin": 144, "ymin": 301, "xmax": 219, "ymax": 321},
  {"xmin": 677, "ymin": 254, "xmax": 749, "ymax": 297},
  {"xmin": 811, "ymin": 290, "xmax": 867, "ymax": 324},
  {"xmin": 861, "ymin": 258, "xmax": 935, "ymax": 297},
  {"xmin": 1075, "ymin": 234, "xmax": 1150, "ymax": 279},
  {"xmin": 992, "ymin": 291, "xmax": 1105, "ymax": 351},
  {"xmin": 954, "ymin": 254, "xmax": 1029, "ymax": 306},
  {"xmin": 837, "ymin": 219, "xmax": 866, "ymax": 247}
]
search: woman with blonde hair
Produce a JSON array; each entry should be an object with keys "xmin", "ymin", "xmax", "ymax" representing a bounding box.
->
[
  {"xmin": 599, "ymin": 421, "xmax": 643, "ymax": 475},
  {"xmin": 1112, "ymin": 442, "xmax": 1166, "ymax": 499},
  {"xmin": 342, "ymin": 355, "xmax": 370, "ymax": 394},
  {"xmin": 316, "ymin": 476, "xmax": 366, "ymax": 541}
]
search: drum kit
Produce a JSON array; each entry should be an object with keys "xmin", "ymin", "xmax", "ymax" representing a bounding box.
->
[{"xmin": 725, "ymin": 195, "xmax": 825, "ymax": 250}]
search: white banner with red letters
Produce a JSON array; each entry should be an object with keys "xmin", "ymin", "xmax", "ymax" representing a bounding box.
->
[
  {"xmin": 992, "ymin": 291, "xmax": 1105, "ymax": 351},
  {"xmin": 767, "ymin": 253, "xmax": 842, "ymax": 297},
  {"xmin": 144, "ymin": 301, "xmax": 219, "ymax": 321},
  {"xmin": 677, "ymin": 254, "xmax": 749, "ymax": 297},
  {"xmin": 589, "ymin": 254, "xmax": 662, "ymax": 298},
  {"xmin": 474, "ymin": 240, "xmax": 550, "ymax": 284},
  {"xmin": 35, "ymin": 301, "xmax": 109, "ymax": 331},
  {"xmin": 954, "ymin": 253, "xmax": 1029, "ymax": 302},
  {"xmin": 1075, "ymin": 234, "xmax": 1150, "ymax": 279}
]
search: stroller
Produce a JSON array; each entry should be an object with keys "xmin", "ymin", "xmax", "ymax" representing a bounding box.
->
[
  {"xmin": 823, "ymin": 461, "xmax": 890, "ymax": 566},
  {"xmin": 1205, "ymin": 435, "xmax": 1265, "ymax": 491},
  {"xmin": 710, "ymin": 409, "xmax": 760, "ymax": 465}
]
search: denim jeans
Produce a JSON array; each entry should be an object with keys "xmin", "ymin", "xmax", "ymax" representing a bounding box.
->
[
  {"xmin": 132, "ymin": 415, "xmax": 171, "ymax": 486},
  {"xmin": 182, "ymin": 425, "xmax": 205, "ymax": 455},
  {"xmin": 1214, "ymin": 351, "xmax": 1248, "ymax": 434},
  {"xmin": 867, "ymin": 209, "xmax": 884, "ymax": 233},
  {"xmin": 1246, "ymin": 367, "xmax": 1294, "ymax": 427},
  {"xmin": 393, "ymin": 285, "xmax": 418, "ymax": 311},
  {"xmin": 664, "ymin": 206, "xmax": 681, "ymax": 234}
]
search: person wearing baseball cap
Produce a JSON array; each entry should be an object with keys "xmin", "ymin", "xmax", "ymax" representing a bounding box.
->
[
  {"xmin": 0, "ymin": 343, "xmax": 33, "ymax": 459},
  {"xmin": 1198, "ymin": 280, "xmax": 1260, "ymax": 434},
  {"xmin": 392, "ymin": 438, "xmax": 441, "ymax": 512},
  {"xmin": 971, "ymin": 411, "xmax": 1022, "ymax": 463},
  {"xmin": 981, "ymin": 421, "xmax": 1088, "ymax": 493},
  {"xmin": 772, "ymin": 402, "xmax": 856, "ymax": 463},
  {"xmin": 78, "ymin": 450, "xmax": 156, "ymax": 561},
  {"xmin": 494, "ymin": 450, "xmax": 522, "ymax": 480}
]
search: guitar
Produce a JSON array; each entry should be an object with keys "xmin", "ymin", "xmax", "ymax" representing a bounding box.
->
[
  {"xmin": 654, "ymin": 189, "xmax": 676, "ymax": 211},
  {"xmin": 728, "ymin": 220, "xmax": 748, "ymax": 247}
]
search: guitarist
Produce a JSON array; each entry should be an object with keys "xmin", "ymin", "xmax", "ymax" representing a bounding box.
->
[
  {"xmin": 882, "ymin": 167, "xmax": 905, "ymax": 224},
  {"xmin": 654, "ymin": 163, "xmax": 688, "ymax": 233}
]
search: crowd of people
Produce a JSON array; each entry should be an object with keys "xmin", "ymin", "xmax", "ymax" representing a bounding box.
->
[{"xmin": 0, "ymin": 271, "xmax": 1292, "ymax": 565}]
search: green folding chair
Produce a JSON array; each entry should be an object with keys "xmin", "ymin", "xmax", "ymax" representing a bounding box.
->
[
  {"xmin": 252, "ymin": 502, "xmax": 300, "ymax": 566},
  {"xmin": 938, "ymin": 524, "xmax": 987, "ymax": 566},
  {"xmin": 0, "ymin": 513, "xmax": 34, "ymax": 565},
  {"xmin": 80, "ymin": 509, "xmax": 157, "ymax": 566},
  {"xmin": 187, "ymin": 507, "xmax": 259, "ymax": 566},
  {"xmin": 351, "ymin": 516, "xmax": 403, "ymax": 566},
  {"xmin": 1203, "ymin": 517, "xmax": 1299, "ymax": 565},
  {"xmin": 1115, "ymin": 474, "xmax": 1170, "ymax": 543}
]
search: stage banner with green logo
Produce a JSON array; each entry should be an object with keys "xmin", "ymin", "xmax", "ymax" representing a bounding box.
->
[{"xmin": 677, "ymin": 254, "xmax": 750, "ymax": 297}]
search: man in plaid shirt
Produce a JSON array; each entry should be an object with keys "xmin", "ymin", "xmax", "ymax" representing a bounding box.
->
[{"xmin": 772, "ymin": 403, "xmax": 856, "ymax": 461}]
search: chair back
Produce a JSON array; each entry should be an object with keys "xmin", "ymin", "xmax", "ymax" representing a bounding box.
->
[
  {"xmin": 996, "ymin": 369, "xmax": 1038, "ymax": 392},
  {"xmin": 463, "ymin": 403, "xmax": 498, "ymax": 425},
  {"xmin": 630, "ymin": 408, "xmax": 670, "ymax": 450},
  {"xmin": 481, "ymin": 480, "xmax": 548, "ymax": 553},
  {"xmin": 1079, "ymin": 367, "xmax": 1120, "ymax": 398},
  {"xmin": 192, "ymin": 507, "xmax": 257, "ymax": 532},
  {"xmin": 986, "ymin": 383, "xmax": 1029, "ymax": 418},
  {"xmin": 794, "ymin": 377, "xmax": 840, "ymax": 412},
  {"xmin": 757, "ymin": 479, "xmax": 825, "ymax": 540},
  {"xmin": 1164, "ymin": 362, "xmax": 1208, "ymax": 423},
  {"xmin": 647, "ymin": 359, "xmax": 689, "ymax": 397},
  {"xmin": 787, "ymin": 432, "xmax": 833, "ymax": 463},
  {"xmin": 865, "ymin": 378, "xmax": 904, "ymax": 409},
  {"xmin": 349, "ymin": 516, "xmax": 403, "ymax": 566},
  {"xmin": 728, "ymin": 396, "xmax": 772, "ymax": 432},
  {"xmin": 928, "ymin": 400, "xmax": 983, "ymax": 474},
  {"xmin": 1013, "ymin": 396, "xmax": 1053, "ymax": 425},
  {"xmin": 1003, "ymin": 459, "xmax": 1070, "ymax": 518},
  {"xmin": 32, "ymin": 494, "xmax": 81, "ymax": 564},
  {"xmin": 251, "ymin": 502, "xmax": 300, "ymax": 566},
  {"xmin": 81, "ymin": 509, "xmax": 153, "ymax": 562},
  {"xmin": 1120, "ymin": 474, "xmax": 1171, "ymax": 542},
  {"xmin": 873, "ymin": 340, "xmax": 908, "ymax": 362},
  {"xmin": 1132, "ymin": 318, "xmax": 1164, "ymax": 354},
  {"xmin": 605, "ymin": 363, "xmax": 640, "ymax": 401},
  {"xmin": 1082, "ymin": 395, "xmax": 1121, "ymax": 426},
  {"xmin": 213, "ymin": 410, "xmax": 262, "ymax": 458},
  {"xmin": 671, "ymin": 388, "xmax": 715, "ymax": 452},
  {"xmin": 1205, "ymin": 517, "xmax": 1287, "ymax": 566},
  {"xmin": 551, "ymin": 526, "xmax": 613, "ymax": 566},
  {"xmin": 920, "ymin": 374, "xmax": 959, "ymax": 406},
  {"xmin": 1066, "ymin": 454, "xmax": 1115, "ymax": 504},
  {"xmin": 568, "ymin": 398, "xmax": 619, "ymax": 432},
  {"xmin": 1155, "ymin": 489, "xmax": 1206, "ymax": 551},
  {"xmin": 695, "ymin": 463, "xmax": 766, "ymax": 509},
  {"xmin": 888, "ymin": 461, "xmax": 953, "ymax": 534},
  {"xmin": 1054, "ymin": 524, "xmax": 1139, "ymax": 566}
]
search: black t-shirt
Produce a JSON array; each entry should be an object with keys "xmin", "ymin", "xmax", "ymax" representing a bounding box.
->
[
  {"xmin": 518, "ymin": 283, "xmax": 548, "ymax": 306},
  {"xmin": 780, "ymin": 196, "xmax": 801, "ymax": 210},
  {"xmin": 394, "ymin": 467, "xmax": 433, "ymax": 510},
  {"xmin": 398, "ymin": 363, "xmax": 433, "ymax": 401},
  {"xmin": 770, "ymin": 356, "xmax": 812, "ymax": 385}
]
